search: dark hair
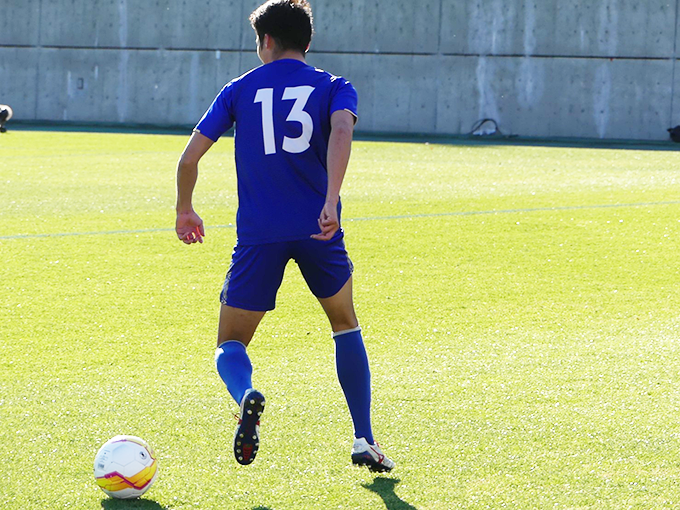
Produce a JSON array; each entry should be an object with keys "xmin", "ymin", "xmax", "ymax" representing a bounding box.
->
[{"xmin": 249, "ymin": 0, "xmax": 314, "ymax": 54}]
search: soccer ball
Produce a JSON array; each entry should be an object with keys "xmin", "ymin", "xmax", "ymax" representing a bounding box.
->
[{"xmin": 93, "ymin": 435, "xmax": 159, "ymax": 499}]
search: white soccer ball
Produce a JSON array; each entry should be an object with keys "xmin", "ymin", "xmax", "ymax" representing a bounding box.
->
[{"xmin": 93, "ymin": 435, "xmax": 159, "ymax": 499}]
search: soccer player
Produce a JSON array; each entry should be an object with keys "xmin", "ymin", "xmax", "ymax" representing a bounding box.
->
[{"xmin": 175, "ymin": 0, "xmax": 394, "ymax": 472}]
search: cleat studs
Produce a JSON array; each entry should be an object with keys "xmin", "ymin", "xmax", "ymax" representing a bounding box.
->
[
  {"xmin": 252, "ymin": 435, "xmax": 257, "ymax": 440},
  {"xmin": 247, "ymin": 409, "xmax": 252, "ymax": 415},
  {"xmin": 257, "ymin": 411, "xmax": 262, "ymax": 416},
  {"xmin": 239, "ymin": 433, "xmax": 244, "ymax": 438},
  {"xmin": 237, "ymin": 441, "xmax": 241, "ymax": 446},
  {"xmin": 238, "ymin": 456, "xmax": 243, "ymax": 461},
  {"xmin": 250, "ymin": 399, "xmax": 255, "ymax": 405}
]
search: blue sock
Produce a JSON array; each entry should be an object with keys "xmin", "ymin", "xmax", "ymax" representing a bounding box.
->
[
  {"xmin": 215, "ymin": 341, "xmax": 253, "ymax": 404},
  {"xmin": 334, "ymin": 327, "xmax": 374, "ymax": 444}
]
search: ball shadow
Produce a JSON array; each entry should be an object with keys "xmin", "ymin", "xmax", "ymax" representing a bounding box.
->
[{"xmin": 101, "ymin": 497, "xmax": 170, "ymax": 510}]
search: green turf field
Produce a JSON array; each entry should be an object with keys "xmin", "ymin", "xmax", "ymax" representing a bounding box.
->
[{"xmin": 1, "ymin": 130, "xmax": 680, "ymax": 509}]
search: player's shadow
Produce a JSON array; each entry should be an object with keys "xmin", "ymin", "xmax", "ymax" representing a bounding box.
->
[
  {"xmin": 101, "ymin": 498, "xmax": 170, "ymax": 510},
  {"xmin": 362, "ymin": 477, "xmax": 418, "ymax": 510}
]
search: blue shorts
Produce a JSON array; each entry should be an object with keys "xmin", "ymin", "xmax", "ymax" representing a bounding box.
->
[{"xmin": 220, "ymin": 235, "xmax": 354, "ymax": 312}]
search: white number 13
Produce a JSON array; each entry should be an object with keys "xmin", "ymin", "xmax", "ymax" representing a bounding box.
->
[{"xmin": 254, "ymin": 86, "xmax": 315, "ymax": 155}]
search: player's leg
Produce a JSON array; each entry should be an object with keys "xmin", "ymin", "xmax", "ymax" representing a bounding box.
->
[
  {"xmin": 215, "ymin": 305, "xmax": 265, "ymax": 404},
  {"xmin": 215, "ymin": 305, "xmax": 267, "ymax": 465},
  {"xmin": 319, "ymin": 278, "xmax": 395, "ymax": 471},
  {"xmin": 295, "ymin": 238, "xmax": 394, "ymax": 471},
  {"xmin": 317, "ymin": 279, "xmax": 373, "ymax": 442},
  {"xmin": 215, "ymin": 243, "xmax": 288, "ymax": 403},
  {"xmin": 215, "ymin": 242, "xmax": 290, "ymax": 465},
  {"xmin": 317, "ymin": 276, "xmax": 359, "ymax": 332}
]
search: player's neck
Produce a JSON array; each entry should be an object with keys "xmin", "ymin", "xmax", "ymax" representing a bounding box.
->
[{"xmin": 269, "ymin": 50, "xmax": 306, "ymax": 63}]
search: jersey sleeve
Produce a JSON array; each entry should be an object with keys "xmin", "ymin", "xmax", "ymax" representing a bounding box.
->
[
  {"xmin": 194, "ymin": 82, "xmax": 235, "ymax": 142},
  {"xmin": 329, "ymin": 78, "xmax": 358, "ymax": 121}
]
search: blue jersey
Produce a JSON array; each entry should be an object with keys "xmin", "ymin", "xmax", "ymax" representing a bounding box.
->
[{"xmin": 195, "ymin": 59, "xmax": 358, "ymax": 245}]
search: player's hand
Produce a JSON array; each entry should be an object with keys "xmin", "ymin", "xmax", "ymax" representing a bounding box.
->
[
  {"xmin": 311, "ymin": 201, "xmax": 339, "ymax": 241},
  {"xmin": 176, "ymin": 210, "xmax": 205, "ymax": 244}
]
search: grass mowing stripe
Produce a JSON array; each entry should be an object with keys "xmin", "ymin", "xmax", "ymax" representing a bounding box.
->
[
  {"xmin": 346, "ymin": 199, "xmax": 680, "ymax": 221},
  {"xmin": 0, "ymin": 226, "xmax": 185, "ymax": 240},
  {"xmin": 2, "ymin": 199, "xmax": 679, "ymax": 240}
]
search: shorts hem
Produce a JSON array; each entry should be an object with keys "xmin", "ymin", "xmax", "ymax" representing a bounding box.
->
[
  {"xmin": 311, "ymin": 272, "xmax": 352, "ymax": 300},
  {"xmin": 222, "ymin": 298, "xmax": 275, "ymax": 313}
]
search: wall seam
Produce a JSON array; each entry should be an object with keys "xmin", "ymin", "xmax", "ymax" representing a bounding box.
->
[
  {"xmin": 433, "ymin": 0, "xmax": 445, "ymax": 132},
  {"xmin": 10, "ymin": 44, "xmax": 674, "ymax": 62},
  {"xmin": 34, "ymin": 0, "xmax": 43, "ymax": 120},
  {"xmin": 670, "ymin": 0, "xmax": 680, "ymax": 124},
  {"xmin": 237, "ymin": 0, "xmax": 245, "ymax": 76}
]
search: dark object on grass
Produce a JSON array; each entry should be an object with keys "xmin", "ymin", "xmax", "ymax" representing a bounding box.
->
[
  {"xmin": 667, "ymin": 125, "xmax": 680, "ymax": 142},
  {"xmin": 0, "ymin": 104, "xmax": 12, "ymax": 133}
]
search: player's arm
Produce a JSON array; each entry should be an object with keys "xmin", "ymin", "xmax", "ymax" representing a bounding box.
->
[
  {"xmin": 176, "ymin": 130, "xmax": 214, "ymax": 244},
  {"xmin": 312, "ymin": 109, "xmax": 355, "ymax": 241}
]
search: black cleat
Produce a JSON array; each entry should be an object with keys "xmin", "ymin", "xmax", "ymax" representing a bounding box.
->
[{"xmin": 234, "ymin": 389, "xmax": 265, "ymax": 465}]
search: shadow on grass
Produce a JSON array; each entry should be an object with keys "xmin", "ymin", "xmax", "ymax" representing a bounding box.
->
[
  {"xmin": 100, "ymin": 499, "xmax": 273, "ymax": 510},
  {"xmin": 101, "ymin": 498, "xmax": 170, "ymax": 510},
  {"xmin": 362, "ymin": 477, "xmax": 418, "ymax": 510}
]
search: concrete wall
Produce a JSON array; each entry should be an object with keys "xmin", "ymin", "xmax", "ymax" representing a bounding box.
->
[{"xmin": 1, "ymin": 0, "xmax": 679, "ymax": 140}]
